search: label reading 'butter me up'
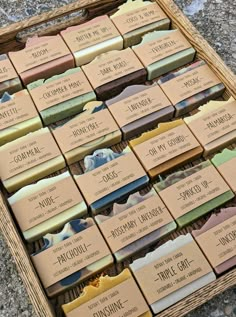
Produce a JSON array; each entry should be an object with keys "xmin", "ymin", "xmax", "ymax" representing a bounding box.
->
[
  {"xmin": 218, "ymin": 157, "xmax": 236, "ymax": 193},
  {"xmin": 31, "ymin": 225, "xmax": 111, "ymax": 288},
  {"xmin": 133, "ymin": 240, "xmax": 212, "ymax": 304},
  {"xmin": 0, "ymin": 59, "xmax": 18, "ymax": 83},
  {"xmin": 76, "ymin": 151, "xmax": 146, "ymax": 205}
]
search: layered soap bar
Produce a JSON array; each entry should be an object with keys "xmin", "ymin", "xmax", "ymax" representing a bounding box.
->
[
  {"xmin": 110, "ymin": 0, "xmax": 170, "ymax": 48},
  {"xmin": 129, "ymin": 119, "xmax": 203, "ymax": 179},
  {"xmin": 8, "ymin": 35, "xmax": 74, "ymax": 85},
  {"xmin": 158, "ymin": 60, "xmax": 225, "ymax": 116},
  {"xmin": 72, "ymin": 146, "xmax": 149, "ymax": 214},
  {"xmin": 82, "ymin": 48, "xmax": 147, "ymax": 100},
  {"xmin": 95, "ymin": 188, "xmax": 176, "ymax": 262},
  {"xmin": 61, "ymin": 15, "xmax": 123, "ymax": 66},
  {"xmin": 52, "ymin": 101, "xmax": 121, "ymax": 164},
  {"xmin": 154, "ymin": 160, "xmax": 234, "ymax": 228},
  {"xmin": 27, "ymin": 67, "xmax": 96, "ymax": 125},
  {"xmin": 130, "ymin": 234, "xmax": 216, "ymax": 314},
  {"xmin": 184, "ymin": 97, "xmax": 236, "ymax": 156},
  {"xmin": 106, "ymin": 84, "xmax": 174, "ymax": 140},
  {"xmin": 62, "ymin": 269, "xmax": 152, "ymax": 317},
  {"xmin": 132, "ymin": 30, "xmax": 196, "ymax": 80},
  {"xmin": 192, "ymin": 208, "xmax": 236, "ymax": 275},
  {"xmin": 8, "ymin": 171, "xmax": 87, "ymax": 241},
  {"xmin": 31, "ymin": 218, "xmax": 113, "ymax": 297},
  {"xmin": 0, "ymin": 127, "xmax": 65, "ymax": 193}
]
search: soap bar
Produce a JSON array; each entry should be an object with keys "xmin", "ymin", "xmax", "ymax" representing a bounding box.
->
[
  {"xmin": 61, "ymin": 15, "xmax": 123, "ymax": 66},
  {"xmin": 31, "ymin": 218, "xmax": 113, "ymax": 297},
  {"xmin": 9, "ymin": 35, "xmax": 74, "ymax": 85},
  {"xmin": 52, "ymin": 101, "xmax": 121, "ymax": 164},
  {"xmin": 82, "ymin": 48, "xmax": 147, "ymax": 100},
  {"xmin": 95, "ymin": 188, "xmax": 176, "ymax": 262},
  {"xmin": 0, "ymin": 90, "xmax": 42, "ymax": 146},
  {"xmin": 184, "ymin": 97, "xmax": 236, "ymax": 156},
  {"xmin": 130, "ymin": 234, "xmax": 216, "ymax": 314},
  {"xmin": 154, "ymin": 160, "xmax": 234, "ymax": 228},
  {"xmin": 192, "ymin": 208, "xmax": 236, "ymax": 275},
  {"xmin": 8, "ymin": 171, "xmax": 87, "ymax": 242},
  {"xmin": 27, "ymin": 67, "xmax": 96, "ymax": 125},
  {"xmin": 106, "ymin": 84, "xmax": 174, "ymax": 140},
  {"xmin": 129, "ymin": 119, "xmax": 203, "ymax": 179},
  {"xmin": 158, "ymin": 60, "xmax": 225, "ymax": 116},
  {"xmin": 132, "ymin": 30, "xmax": 195, "ymax": 80},
  {"xmin": 72, "ymin": 146, "xmax": 149, "ymax": 214},
  {"xmin": 62, "ymin": 269, "xmax": 151, "ymax": 317},
  {"xmin": 0, "ymin": 54, "xmax": 22, "ymax": 97},
  {"xmin": 0, "ymin": 127, "xmax": 65, "ymax": 193},
  {"xmin": 110, "ymin": 0, "xmax": 170, "ymax": 48}
]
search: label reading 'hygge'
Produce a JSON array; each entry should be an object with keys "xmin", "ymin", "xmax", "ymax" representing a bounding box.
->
[
  {"xmin": 133, "ymin": 240, "xmax": 212, "ymax": 304},
  {"xmin": 0, "ymin": 59, "xmax": 17, "ymax": 83},
  {"xmin": 218, "ymin": 157, "xmax": 236, "ymax": 193},
  {"xmin": 31, "ymin": 225, "xmax": 110, "ymax": 288}
]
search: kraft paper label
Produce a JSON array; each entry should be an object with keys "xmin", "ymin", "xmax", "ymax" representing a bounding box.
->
[
  {"xmin": 196, "ymin": 215, "xmax": 236, "ymax": 267},
  {"xmin": 98, "ymin": 194, "xmax": 173, "ymax": 253},
  {"xmin": 76, "ymin": 151, "xmax": 146, "ymax": 205},
  {"xmin": 11, "ymin": 175, "xmax": 83, "ymax": 232},
  {"xmin": 159, "ymin": 165, "xmax": 230, "ymax": 219},
  {"xmin": 0, "ymin": 59, "xmax": 17, "ymax": 83},
  {"xmin": 133, "ymin": 30, "xmax": 192, "ymax": 67},
  {"xmin": 218, "ymin": 157, "xmax": 236, "ymax": 193},
  {"xmin": 112, "ymin": 3, "xmax": 167, "ymax": 35},
  {"xmin": 0, "ymin": 130, "xmax": 61, "ymax": 181},
  {"xmin": 67, "ymin": 277, "xmax": 149, "ymax": 317},
  {"xmin": 29, "ymin": 71, "xmax": 93, "ymax": 112},
  {"xmin": 82, "ymin": 48, "xmax": 143, "ymax": 89},
  {"xmin": 31, "ymin": 225, "xmax": 111, "ymax": 288},
  {"xmin": 133, "ymin": 240, "xmax": 212, "ymax": 304},
  {"xmin": 53, "ymin": 109, "xmax": 119, "ymax": 153},
  {"xmin": 133, "ymin": 124, "xmax": 200, "ymax": 171},
  {"xmin": 108, "ymin": 85, "xmax": 171, "ymax": 128},
  {"xmin": 0, "ymin": 93, "xmax": 38, "ymax": 130},
  {"xmin": 160, "ymin": 64, "xmax": 222, "ymax": 105},
  {"xmin": 9, "ymin": 36, "xmax": 71, "ymax": 74}
]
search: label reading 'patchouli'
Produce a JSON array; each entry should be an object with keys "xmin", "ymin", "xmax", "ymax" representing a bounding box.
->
[
  {"xmin": 76, "ymin": 151, "xmax": 146, "ymax": 205},
  {"xmin": 67, "ymin": 277, "xmax": 149, "ymax": 317},
  {"xmin": 133, "ymin": 124, "xmax": 200, "ymax": 171},
  {"xmin": 0, "ymin": 59, "xmax": 18, "ymax": 83},
  {"xmin": 159, "ymin": 165, "xmax": 230, "ymax": 219},
  {"xmin": 31, "ymin": 225, "xmax": 110, "ymax": 288},
  {"xmin": 218, "ymin": 157, "xmax": 236, "ymax": 193},
  {"xmin": 133, "ymin": 240, "xmax": 212, "ymax": 304}
]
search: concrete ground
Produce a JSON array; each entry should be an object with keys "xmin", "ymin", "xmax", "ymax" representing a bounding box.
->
[{"xmin": 0, "ymin": 0, "xmax": 235, "ymax": 316}]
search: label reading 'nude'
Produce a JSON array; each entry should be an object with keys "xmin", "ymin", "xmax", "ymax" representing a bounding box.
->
[
  {"xmin": 0, "ymin": 59, "xmax": 18, "ymax": 83},
  {"xmin": 218, "ymin": 157, "xmax": 236, "ymax": 193}
]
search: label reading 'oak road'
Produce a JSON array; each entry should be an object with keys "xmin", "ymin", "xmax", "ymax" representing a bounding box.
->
[
  {"xmin": 0, "ymin": 59, "xmax": 18, "ymax": 83},
  {"xmin": 133, "ymin": 124, "xmax": 200, "ymax": 171},
  {"xmin": 218, "ymin": 157, "xmax": 236, "ymax": 193},
  {"xmin": 160, "ymin": 64, "xmax": 222, "ymax": 105},
  {"xmin": 133, "ymin": 240, "xmax": 212, "ymax": 304},
  {"xmin": 195, "ymin": 215, "xmax": 236, "ymax": 267},
  {"xmin": 67, "ymin": 278, "xmax": 149, "ymax": 317},
  {"xmin": 76, "ymin": 152, "xmax": 146, "ymax": 205},
  {"xmin": 31, "ymin": 225, "xmax": 110, "ymax": 288}
]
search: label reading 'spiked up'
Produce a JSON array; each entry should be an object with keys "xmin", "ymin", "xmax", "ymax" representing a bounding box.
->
[
  {"xmin": 0, "ymin": 59, "xmax": 18, "ymax": 83},
  {"xmin": 218, "ymin": 157, "xmax": 236, "ymax": 193}
]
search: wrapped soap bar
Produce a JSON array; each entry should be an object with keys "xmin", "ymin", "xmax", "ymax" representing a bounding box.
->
[
  {"xmin": 82, "ymin": 48, "xmax": 147, "ymax": 100},
  {"xmin": 106, "ymin": 84, "xmax": 174, "ymax": 140},
  {"xmin": 8, "ymin": 35, "xmax": 74, "ymax": 85},
  {"xmin": 132, "ymin": 30, "xmax": 196, "ymax": 80},
  {"xmin": 0, "ymin": 127, "xmax": 65, "ymax": 193},
  {"xmin": 129, "ymin": 119, "xmax": 203, "ymax": 179},
  {"xmin": 95, "ymin": 188, "xmax": 176, "ymax": 262},
  {"xmin": 110, "ymin": 0, "xmax": 170, "ymax": 48},
  {"xmin": 8, "ymin": 171, "xmax": 87, "ymax": 241},
  {"xmin": 61, "ymin": 15, "xmax": 123, "ymax": 66},
  {"xmin": 193, "ymin": 208, "xmax": 236, "ymax": 275},
  {"xmin": 184, "ymin": 97, "xmax": 236, "ymax": 156},
  {"xmin": 158, "ymin": 60, "xmax": 225, "ymax": 116},
  {"xmin": 130, "ymin": 234, "xmax": 216, "ymax": 314},
  {"xmin": 27, "ymin": 67, "xmax": 96, "ymax": 125},
  {"xmin": 31, "ymin": 218, "xmax": 113, "ymax": 297},
  {"xmin": 52, "ymin": 101, "xmax": 121, "ymax": 164},
  {"xmin": 154, "ymin": 160, "xmax": 234, "ymax": 228},
  {"xmin": 72, "ymin": 146, "xmax": 149, "ymax": 214},
  {"xmin": 62, "ymin": 269, "xmax": 152, "ymax": 317}
]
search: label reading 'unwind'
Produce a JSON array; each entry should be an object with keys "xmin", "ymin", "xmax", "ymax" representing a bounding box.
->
[
  {"xmin": 0, "ymin": 59, "xmax": 17, "ymax": 83},
  {"xmin": 218, "ymin": 157, "xmax": 236, "ymax": 193}
]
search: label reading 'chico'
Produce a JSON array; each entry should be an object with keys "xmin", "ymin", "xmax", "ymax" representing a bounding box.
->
[
  {"xmin": 218, "ymin": 157, "xmax": 236, "ymax": 193},
  {"xmin": 0, "ymin": 59, "xmax": 17, "ymax": 83}
]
